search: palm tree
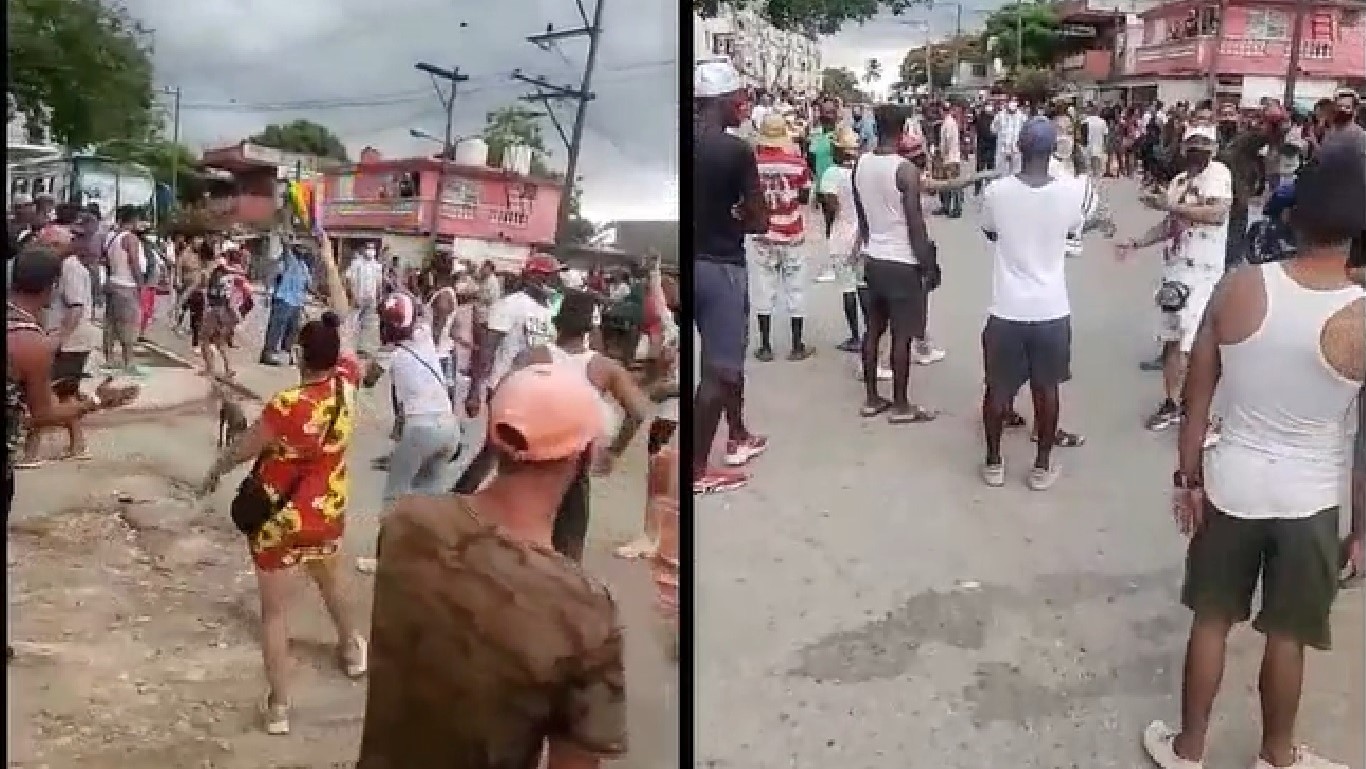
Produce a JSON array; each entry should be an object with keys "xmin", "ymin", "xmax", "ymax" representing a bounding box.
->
[{"xmin": 863, "ymin": 58, "xmax": 882, "ymax": 86}]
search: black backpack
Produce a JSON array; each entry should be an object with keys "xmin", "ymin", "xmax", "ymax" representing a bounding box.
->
[{"xmin": 205, "ymin": 266, "xmax": 233, "ymax": 308}]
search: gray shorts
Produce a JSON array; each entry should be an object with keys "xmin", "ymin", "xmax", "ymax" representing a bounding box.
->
[
  {"xmin": 104, "ymin": 285, "xmax": 140, "ymax": 347},
  {"xmin": 694, "ymin": 258, "xmax": 749, "ymax": 379},
  {"xmin": 981, "ymin": 315, "xmax": 1072, "ymax": 402}
]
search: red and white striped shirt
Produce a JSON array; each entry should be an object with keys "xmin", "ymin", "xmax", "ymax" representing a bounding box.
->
[{"xmin": 755, "ymin": 145, "xmax": 812, "ymax": 244}]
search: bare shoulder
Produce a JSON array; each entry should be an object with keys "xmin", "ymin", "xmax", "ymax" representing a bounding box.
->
[
  {"xmin": 1322, "ymin": 294, "xmax": 1365, "ymax": 384},
  {"xmin": 1210, "ymin": 265, "xmax": 1266, "ymax": 344}
]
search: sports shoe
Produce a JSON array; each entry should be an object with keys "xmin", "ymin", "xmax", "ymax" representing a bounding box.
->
[
  {"xmin": 1141, "ymin": 720, "xmax": 1203, "ymax": 769},
  {"xmin": 912, "ymin": 342, "xmax": 946, "ymax": 365},
  {"xmin": 1251, "ymin": 746, "xmax": 1347, "ymax": 769},
  {"xmin": 855, "ymin": 366, "xmax": 893, "ymax": 382},
  {"xmin": 355, "ymin": 557, "xmax": 377, "ymax": 575},
  {"xmin": 1145, "ymin": 400, "xmax": 1181, "ymax": 431},
  {"xmin": 724, "ymin": 434, "xmax": 769, "ymax": 466},
  {"xmin": 263, "ymin": 696, "xmax": 290, "ymax": 735},
  {"xmin": 1026, "ymin": 462, "xmax": 1061, "ymax": 491},
  {"xmin": 341, "ymin": 634, "xmax": 368, "ymax": 678},
  {"xmin": 693, "ymin": 467, "xmax": 749, "ymax": 494},
  {"xmin": 981, "ymin": 462, "xmax": 1006, "ymax": 487}
]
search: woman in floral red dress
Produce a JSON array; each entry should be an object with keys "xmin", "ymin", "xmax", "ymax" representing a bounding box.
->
[{"xmin": 196, "ymin": 234, "xmax": 367, "ymax": 736}]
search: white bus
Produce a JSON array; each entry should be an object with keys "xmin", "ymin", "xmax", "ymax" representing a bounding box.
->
[{"xmin": 8, "ymin": 149, "xmax": 156, "ymax": 223}]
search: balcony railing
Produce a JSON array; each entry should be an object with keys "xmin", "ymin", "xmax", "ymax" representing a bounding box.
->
[
  {"xmin": 1219, "ymin": 37, "xmax": 1334, "ymax": 60},
  {"xmin": 1130, "ymin": 35, "xmax": 1341, "ymax": 75},
  {"xmin": 322, "ymin": 198, "xmax": 532, "ymax": 230}
]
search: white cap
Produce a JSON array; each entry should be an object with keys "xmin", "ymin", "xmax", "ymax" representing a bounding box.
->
[
  {"xmin": 1182, "ymin": 124, "xmax": 1217, "ymax": 144},
  {"xmin": 695, "ymin": 60, "xmax": 742, "ymax": 98}
]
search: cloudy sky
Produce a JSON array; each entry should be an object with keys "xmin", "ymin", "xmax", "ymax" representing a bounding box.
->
[
  {"xmin": 125, "ymin": 0, "xmax": 679, "ymax": 223},
  {"xmin": 819, "ymin": 3, "xmax": 1002, "ymax": 99}
]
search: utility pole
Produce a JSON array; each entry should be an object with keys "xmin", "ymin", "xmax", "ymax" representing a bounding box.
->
[
  {"xmin": 1016, "ymin": 0, "xmax": 1026, "ymax": 70},
  {"xmin": 415, "ymin": 62, "xmax": 469, "ymax": 255},
  {"xmin": 1205, "ymin": 0, "xmax": 1228, "ymax": 100},
  {"xmin": 164, "ymin": 86, "xmax": 182, "ymax": 206},
  {"xmin": 953, "ymin": 2, "xmax": 963, "ymax": 87},
  {"xmin": 514, "ymin": 0, "xmax": 607, "ymax": 245},
  {"xmin": 1282, "ymin": 2, "xmax": 1307, "ymax": 107}
]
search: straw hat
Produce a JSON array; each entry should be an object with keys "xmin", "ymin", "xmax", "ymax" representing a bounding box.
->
[
  {"xmin": 755, "ymin": 112, "xmax": 796, "ymax": 149},
  {"xmin": 833, "ymin": 127, "xmax": 861, "ymax": 151}
]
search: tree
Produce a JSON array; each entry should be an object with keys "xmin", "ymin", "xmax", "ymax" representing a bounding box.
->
[
  {"xmin": 980, "ymin": 3, "xmax": 1074, "ymax": 71},
  {"xmin": 250, "ymin": 120, "xmax": 350, "ymax": 162},
  {"xmin": 821, "ymin": 67, "xmax": 862, "ymax": 102},
  {"xmin": 863, "ymin": 58, "xmax": 883, "ymax": 86},
  {"xmin": 898, "ymin": 50, "xmax": 957, "ymax": 90},
  {"xmin": 9, "ymin": 0, "xmax": 157, "ymax": 148},
  {"xmin": 479, "ymin": 106, "xmax": 593, "ymax": 245},
  {"xmin": 694, "ymin": 0, "xmax": 931, "ymax": 35}
]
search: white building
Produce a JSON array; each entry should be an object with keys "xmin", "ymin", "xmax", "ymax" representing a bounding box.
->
[{"xmin": 694, "ymin": 8, "xmax": 822, "ymax": 95}]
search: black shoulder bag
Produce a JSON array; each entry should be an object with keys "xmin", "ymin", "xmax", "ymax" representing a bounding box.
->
[{"xmin": 230, "ymin": 376, "xmax": 344, "ymax": 537}]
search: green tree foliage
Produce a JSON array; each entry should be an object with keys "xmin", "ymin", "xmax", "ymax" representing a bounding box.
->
[
  {"xmin": 97, "ymin": 138, "xmax": 201, "ymax": 204},
  {"xmin": 863, "ymin": 58, "xmax": 883, "ymax": 85},
  {"xmin": 479, "ymin": 106, "xmax": 593, "ymax": 244},
  {"xmin": 980, "ymin": 3, "xmax": 1072, "ymax": 70},
  {"xmin": 250, "ymin": 119, "xmax": 350, "ymax": 162},
  {"xmin": 695, "ymin": 0, "xmax": 930, "ymax": 35},
  {"xmin": 821, "ymin": 67, "xmax": 863, "ymax": 102},
  {"xmin": 8, "ymin": 0, "xmax": 157, "ymax": 147}
]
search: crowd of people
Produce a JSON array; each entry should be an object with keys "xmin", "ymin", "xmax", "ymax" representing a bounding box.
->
[
  {"xmin": 7, "ymin": 183, "xmax": 681, "ymax": 763},
  {"xmin": 696, "ymin": 55, "xmax": 1364, "ymax": 769}
]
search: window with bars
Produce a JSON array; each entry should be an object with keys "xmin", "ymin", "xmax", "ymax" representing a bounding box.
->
[{"xmin": 1245, "ymin": 8, "xmax": 1290, "ymax": 40}]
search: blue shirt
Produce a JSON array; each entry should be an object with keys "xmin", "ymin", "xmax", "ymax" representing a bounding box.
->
[
  {"xmin": 858, "ymin": 116, "xmax": 877, "ymax": 151},
  {"xmin": 272, "ymin": 251, "xmax": 312, "ymax": 307}
]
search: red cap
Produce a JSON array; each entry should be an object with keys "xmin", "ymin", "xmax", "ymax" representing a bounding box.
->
[
  {"xmin": 522, "ymin": 254, "xmax": 563, "ymax": 276},
  {"xmin": 380, "ymin": 291, "xmax": 417, "ymax": 329},
  {"xmin": 898, "ymin": 132, "xmax": 926, "ymax": 158}
]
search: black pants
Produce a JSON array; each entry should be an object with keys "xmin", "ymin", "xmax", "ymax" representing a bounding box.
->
[
  {"xmin": 551, "ymin": 464, "xmax": 591, "ymax": 562},
  {"xmin": 974, "ymin": 149, "xmax": 995, "ymax": 195}
]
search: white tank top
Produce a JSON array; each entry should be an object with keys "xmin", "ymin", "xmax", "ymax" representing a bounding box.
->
[
  {"xmin": 1206, "ymin": 263, "xmax": 1365, "ymax": 519},
  {"xmin": 548, "ymin": 342, "xmax": 618, "ymax": 438},
  {"xmin": 853, "ymin": 152, "xmax": 917, "ymax": 266},
  {"xmin": 105, "ymin": 230, "xmax": 139, "ymax": 288},
  {"xmin": 426, "ymin": 287, "xmax": 458, "ymax": 358},
  {"xmin": 391, "ymin": 333, "xmax": 455, "ymax": 419}
]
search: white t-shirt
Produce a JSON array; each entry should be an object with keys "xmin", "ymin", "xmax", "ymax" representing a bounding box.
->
[
  {"xmin": 852, "ymin": 153, "xmax": 917, "ymax": 266},
  {"xmin": 1163, "ymin": 160, "xmax": 1233, "ymax": 282},
  {"xmin": 981, "ymin": 175, "xmax": 1089, "ymax": 322},
  {"xmin": 1083, "ymin": 115, "xmax": 1108, "ymax": 157},
  {"xmin": 940, "ymin": 115, "xmax": 961, "ymax": 165},
  {"xmin": 391, "ymin": 331, "xmax": 455, "ymax": 419},
  {"xmin": 345, "ymin": 256, "xmax": 384, "ymax": 308},
  {"xmin": 818, "ymin": 163, "xmax": 859, "ymax": 259},
  {"xmin": 487, "ymin": 290, "xmax": 555, "ymax": 388}
]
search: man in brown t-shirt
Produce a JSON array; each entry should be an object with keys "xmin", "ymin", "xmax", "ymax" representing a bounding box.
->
[{"xmin": 358, "ymin": 363, "xmax": 626, "ymax": 769}]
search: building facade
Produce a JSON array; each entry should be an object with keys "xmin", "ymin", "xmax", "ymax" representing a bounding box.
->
[
  {"xmin": 694, "ymin": 9, "xmax": 822, "ymax": 94},
  {"xmin": 1057, "ymin": 0, "xmax": 1366, "ymax": 106},
  {"xmin": 317, "ymin": 147, "xmax": 563, "ymax": 270}
]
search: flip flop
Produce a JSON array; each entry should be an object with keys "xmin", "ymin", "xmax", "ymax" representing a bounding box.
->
[
  {"xmin": 888, "ymin": 406, "xmax": 938, "ymax": 425},
  {"xmin": 859, "ymin": 398, "xmax": 893, "ymax": 418},
  {"xmin": 1340, "ymin": 565, "xmax": 1362, "ymax": 590},
  {"xmin": 13, "ymin": 460, "xmax": 44, "ymax": 470},
  {"xmin": 61, "ymin": 449, "xmax": 93, "ymax": 461},
  {"xmin": 1004, "ymin": 413, "xmax": 1027, "ymax": 429}
]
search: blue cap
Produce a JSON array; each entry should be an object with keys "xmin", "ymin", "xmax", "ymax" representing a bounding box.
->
[{"xmin": 1018, "ymin": 117, "xmax": 1057, "ymax": 158}]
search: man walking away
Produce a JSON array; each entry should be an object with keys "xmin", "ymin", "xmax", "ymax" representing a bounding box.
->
[
  {"xmin": 992, "ymin": 99, "xmax": 1026, "ymax": 174},
  {"xmin": 1082, "ymin": 103, "xmax": 1109, "ymax": 178},
  {"xmin": 1144, "ymin": 140, "xmax": 1365, "ymax": 769},
  {"xmin": 100, "ymin": 206, "xmax": 147, "ymax": 377},
  {"xmin": 979, "ymin": 118, "xmax": 1091, "ymax": 491},
  {"xmin": 261, "ymin": 239, "xmax": 313, "ymax": 365},
  {"xmin": 693, "ymin": 60, "xmax": 769, "ymax": 494},
  {"xmin": 752, "ymin": 112, "xmax": 816, "ymax": 363},
  {"xmin": 937, "ymin": 104, "xmax": 964, "ymax": 219},
  {"xmin": 853, "ymin": 103, "xmax": 940, "ymax": 425},
  {"xmin": 974, "ymin": 103, "xmax": 998, "ymax": 196}
]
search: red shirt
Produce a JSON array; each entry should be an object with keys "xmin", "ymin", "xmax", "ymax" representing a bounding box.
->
[{"xmin": 754, "ymin": 145, "xmax": 812, "ymax": 244}]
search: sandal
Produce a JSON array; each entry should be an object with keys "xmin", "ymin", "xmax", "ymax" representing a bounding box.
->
[
  {"xmin": 340, "ymin": 634, "xmax": 368, "ymax": 679},
  {"xmin": 787, "ymin": 346, "xmax": 816, "ymax": 362},
  {"xmin": 614, "ymin": 535, "xmax": 658, "ymax": 560},
  {"xmin": 1004, "ymin": 412, "xmax": 1027, "ymax": 429},
  {"xmin": 888, "ymin": 406, "xmax": 938, "ymax": 425},
  {"xmin": 263, "ymin": 696, "xmax": 290, "ymax": 735},
  {"xmin": 13, "ymin": 459, "xmax": 44, "ymax": 470},
  {"xmin": 61, "ymin": 448, "xmax": 92, "ymax": 461},
  {"xmin": 1031, "ymin": 429, "xmax": 1085, "ymax": 447},
  {"xmin": 859, "ymin": 398, "xmax": 893, "ymax": 418}
]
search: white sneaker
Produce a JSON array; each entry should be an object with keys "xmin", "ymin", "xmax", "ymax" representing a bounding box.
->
[
  {"xmin": 342, "ymin": 634, "xmax": 369, "ymax": 678},
  {"xmin": 263, "ymin": 697, "xmax": 290, "ymax": 735},
  {"xmin": 813, "ymin": 270, "xmax": 836, "ymax": 283},
  {"xmin": 1142, "ymin": 720, "xmax": 1203, "ymax": 769},
  {"xmin": 355, "ymin": 556, "xmax": 377, "ymax": 575},
  {"xmin": 912, "ymin": 343, "xmax": 946, "ymax": 365},
  {"xmin": 1252, "ymin": 746, "xmax": 1348, "ymax": 769},
  {"xmin": 854, "ymin": 366, "xmax": 894, "ymax": 382}
]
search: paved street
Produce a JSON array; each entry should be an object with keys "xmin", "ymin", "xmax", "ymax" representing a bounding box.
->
[
  {"xmin": 8, "ymin": 295, "xmax": 677, "ymax": 768},
  {"xmin": 695, "ymin": 181, "xmax": 1363, "ymax": 769}
]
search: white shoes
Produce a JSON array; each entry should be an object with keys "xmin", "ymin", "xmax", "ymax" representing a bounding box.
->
[{"xmin": 1143, "ymin": 720, "xmax": 1347, "ymax": 769}]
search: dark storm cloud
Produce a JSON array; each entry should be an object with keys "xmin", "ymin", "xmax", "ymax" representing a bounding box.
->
[
  {"xmin": 125, "ymin": 0, "xmax": 680, "ymax": 220},
  {"xmin": 821, "ymin": 2, "xmax": 1004, "ymax": 96}
]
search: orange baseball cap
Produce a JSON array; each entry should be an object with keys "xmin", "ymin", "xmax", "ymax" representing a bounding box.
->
[{"xmin": 489, "ymin": 364, "xmax": 605, "ymax": 462}]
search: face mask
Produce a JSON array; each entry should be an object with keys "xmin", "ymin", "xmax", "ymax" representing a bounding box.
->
[
  {"xmin": 362, "ymin": 249, "xmax": 377, "ymax": 259},
  {"xmin": 1006, "ymin": 102, "xmax": 1018, "ymax": 112}
]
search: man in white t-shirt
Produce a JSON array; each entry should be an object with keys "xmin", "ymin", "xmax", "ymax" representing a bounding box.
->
[
  {"xmin": 1117, "ymin": 124, "xmax": 1232, "ymax": 431},
  {"xmin": 467, "ymin": 254, "xmax": 560, "ymax": 416},
  {"xmin": 979, "ymin": 117, "xmax": 1091, "ymax": 491},
  {"xmin": 991, "ymin": 100, "xmax": 1027, "ymax": 174},
  {"xmin": 818, "ymin": 128, "xmax": 865, "ymax": 353},
  {"xmin": 938, "ymin": 106, "xmax": 964, "ymax": 218},
  {"xmin": 1082, "ymin": 104, "xmax": 1109, "ymax": 177},
  {"xmin": 344, "ymin": 243, "xmax": 385, "ymax": 351}
]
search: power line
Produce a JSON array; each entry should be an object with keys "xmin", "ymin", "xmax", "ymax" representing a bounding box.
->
[{"xmin": 174, "ymin": 58, "xmax": 674, "ymax": 113}]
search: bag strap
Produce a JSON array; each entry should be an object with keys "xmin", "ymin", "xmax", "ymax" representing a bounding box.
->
[
  {"xmin": 851, "ymin": 155, "xmax": 869, "ymax": 250},
  {"xmin": 396, "ymin": 343, "xmax": 447, "ymax": 390}
]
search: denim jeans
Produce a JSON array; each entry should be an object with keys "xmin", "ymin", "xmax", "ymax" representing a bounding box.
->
[
  {"xmin": 382, "ymin": 414, "xmax": 459, "ymax": 509},
  {"xmin": 262, "ymin": 300, "xmax": 303, "ymax": 358}
]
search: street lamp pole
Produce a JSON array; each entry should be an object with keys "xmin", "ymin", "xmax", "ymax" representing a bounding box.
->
[
  {"xmin": 165, "ymin": 86, "xmax": 182, "ymax": 206},
  {"xmin": 414, "ymin": 62, "xmax": 469, "ymax": 255}
]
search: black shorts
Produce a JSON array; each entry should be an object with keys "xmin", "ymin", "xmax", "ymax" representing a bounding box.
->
[
  {"xmin": 981, "ymin": 315, "xmax": 1072, "ymax": 401},
  {"xmin": 51, "ymin": 350, "xmax": 91, "ymax": 400},
  {"xmin": 862, "ymin": 259, "xmax": 927, "ymax": 338},
  {"xmin": 551, "ymin": 464, "xmax": 591, "ymax": 563},
  {"xmin": 1182, "ymin": 501, "xmax": 1340, "ymax": 650}
]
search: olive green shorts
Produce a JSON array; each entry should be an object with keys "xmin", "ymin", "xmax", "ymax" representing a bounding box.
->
[{"xmin": 1181, "ymin": 500, "xmax": 1340, "ymax": 651}]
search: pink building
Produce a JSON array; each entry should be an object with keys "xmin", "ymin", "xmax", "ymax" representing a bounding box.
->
[
  {"xmin": 318, "ymin": 147, "xmax": 563, "ymax": 270},
  {"xmin": 1114, "ymin": 0, "xmax": 1366, "ymax": 107}
]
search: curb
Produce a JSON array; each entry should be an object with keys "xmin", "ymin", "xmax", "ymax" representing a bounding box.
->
[{"xmin": 137, "ymin": 338, "xmax": 265, "ymax": 403}]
